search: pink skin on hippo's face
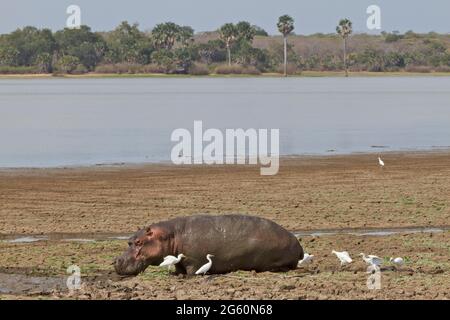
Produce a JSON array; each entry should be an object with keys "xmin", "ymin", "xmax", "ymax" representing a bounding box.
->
[{"xmin": 114, "ymin": 226, "xmax": 169, "ymax": 276}]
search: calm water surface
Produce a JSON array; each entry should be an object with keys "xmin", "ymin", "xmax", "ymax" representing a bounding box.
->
[{"xmin": 0, "ymin": 77, "xmax": 449, "ymax": 167}]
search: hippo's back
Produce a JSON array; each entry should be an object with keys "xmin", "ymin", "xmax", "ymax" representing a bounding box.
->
[{"xmin": 166, "ymin": 214, "xmax": 303, "ymax": 273}]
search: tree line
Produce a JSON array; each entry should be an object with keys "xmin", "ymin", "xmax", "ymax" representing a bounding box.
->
[{"xmin": 0, "ymin": 16, "xmax": 449, "ymax": 75}]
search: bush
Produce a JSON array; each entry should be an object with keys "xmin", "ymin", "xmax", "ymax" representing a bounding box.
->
[
  {"xmin": 71, "ymin": 64, "xmax": 88, "ymax": 75},
  {"xmin": 151, "ymin": 49, "xmax": 175, "ymax": 72},
  {"xmin": 188, "ymin": 63, "xmax": 210, "ymax": 75},
  {"xmin": 276, "ymin": 63, "xmax": 300, "ymax": 75},
  {"xmin": 140, "ymin": 64, "xmax": 166, "ymax": 73},
  {"xmin": 95, "ymin": 63, "xmax": 168, "ymax": 74},
  {"xmin": 35, "ymin": 52, "xmax": 53, "ymax": 73},
  {"xmin": 93, "ymin": 64, "xmax": 116, "ymax": 73},
  {"xmin": 385, "ymin": 66, "xmax": 401, "ymax": 72},
  {"xmin": 242, "ymin": 66, "xmax": 261, "ymax": 75},
  {"xmin": 0, "ymin": 47, "xmax": 20, "ymax": 66},
  {"xmin": 115, "ymin": 63, "xmax": 142, "ymax": 74},
  {"xmin": 215, "ymin": 64, "xmax": 245, "ymax": 74},
  {"xmin": 55, "ymin": 55, "xmax": 80, "ymax": 74},
  {"xmin": 384, "ymin": 33, "xmax": 403, "ymax": 43},
  {"xmin": 94, "ymin": 63, "xmax": 143, "ymax": 74},
  {"xmin": 404, "ymin": 65, "xmax": 432, "ymax": 73},
  {"xmin": 433, "ymin": 65, "xmax": 450, "ymax": 73},
  {"xmin": 0, "ymin": 66, "xmax": 40, "ymax": 74},
  {"xmin": 215, "ymin": 64, "xmax": 261, "ymax": 75}
]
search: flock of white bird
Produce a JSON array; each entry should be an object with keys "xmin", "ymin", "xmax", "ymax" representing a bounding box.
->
[
  {"xmin": 159, "ymin": 253, "xmax": 214, "ymax": 275},
  {"xmin": 158, "ymin": 157, "xmax": 390, "ymax": 275},
  {"xmin": 297, "ymin": 250, "xmax": 404, "ymax": 269},
  {"xmin": 158, "ymin": 250, "xmax": 404, "ymax": 276}
]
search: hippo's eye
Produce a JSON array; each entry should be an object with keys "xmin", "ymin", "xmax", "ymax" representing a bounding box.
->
[{"xmin": 134, "ymin": 239, "xmax": 143, "ymax": 246}]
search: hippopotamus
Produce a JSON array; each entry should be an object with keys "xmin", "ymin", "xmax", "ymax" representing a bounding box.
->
[{"xmin": 114, "ymin": 214, "xmax": 303, "ymax": 276}]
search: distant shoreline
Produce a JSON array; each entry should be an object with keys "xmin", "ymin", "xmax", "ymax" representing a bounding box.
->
[
  {"xmin": 2, "ymin": 70, "xmax": 450, "ymax": 79},
  {"xmin": 1, "ymin": 149, "xmax": 449, "ymax": 171}
]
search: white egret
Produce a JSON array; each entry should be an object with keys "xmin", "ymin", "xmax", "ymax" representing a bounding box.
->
[
  {"xmin": 378, "ymin": 157, "xmax": 385, "ymax": 167},
  {"xmin": 332, "ymin": 250, "xmax": 353, "ymax": 266},
  {"xmin": 360, "ymin": 253, "xmax": 383, "ymax": 266},
  {"xmin": 195, "ymin": 254, "xmax": 214, "ymax": 275},
  {"xmin": 390, "ymin": 257, "xmax": 404, "ymax": 266},
  {"xmin": 297, "ymin": 253, "xmax": 314, "ymax": 267},
  {"xmin": 159, "ymin": 253, "xmax": 186, "ymax": 270}
]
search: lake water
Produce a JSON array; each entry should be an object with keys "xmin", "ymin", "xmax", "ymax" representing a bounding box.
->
[{"xmin": 0, "ymin": 77, "xmax": 450, "ymax": 168}]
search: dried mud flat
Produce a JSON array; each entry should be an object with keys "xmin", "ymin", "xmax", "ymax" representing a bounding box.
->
[
  {"xmin": 0, "ymin": 152, "xmax": 449, "ymax": 300},
  {"xmin": 1, "ymin": 152, "xmax": 450, "ymax": 234}
]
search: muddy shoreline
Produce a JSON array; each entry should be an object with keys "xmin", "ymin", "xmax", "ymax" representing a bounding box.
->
[{"xmin": 1, "ymin": 231, "xmax": 449, "ymax": 299}]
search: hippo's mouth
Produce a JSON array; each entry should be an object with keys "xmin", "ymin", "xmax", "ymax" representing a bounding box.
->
[{"xmin": 114, "ymin": 255, "xmax": 150, "ymax": 276}]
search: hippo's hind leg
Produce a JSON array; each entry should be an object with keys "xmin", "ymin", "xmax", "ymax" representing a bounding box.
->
[
  {"xmin": 271, "ymin": 266, "xmax": 294, "ymax": 272},
  {"xmin": 173, "ymin": 263, "xmax": 187, "ymax": 275},
  {"xmin": 184, "ymin": 264, "xmax": 198, "ymax": 276}
]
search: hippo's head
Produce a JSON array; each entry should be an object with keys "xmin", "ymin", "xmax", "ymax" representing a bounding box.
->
[{"xmin": 114, "ymin": 224, "xmax": 173, "ymax": 276}]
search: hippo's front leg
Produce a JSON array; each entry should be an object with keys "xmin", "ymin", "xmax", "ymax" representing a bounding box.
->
[{"xmin": 174, "ymin": 263, "xmax": 187, "ymax": 275}]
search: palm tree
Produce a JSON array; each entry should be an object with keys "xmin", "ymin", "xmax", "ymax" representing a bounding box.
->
[
  {"xmin": 277, "ymin": 15, "xmax": 295, "ymax": 77},
  {"xmin": 235, "ymin": 21, "xmax": 256, "ymax": 42},
  {"xmin": 179, "ymin": 26, "xmax": 194, "ymax": 47},
  {"xmin": 219, "ymin": 23, "xmax": 237, "ymax": 66},
  {"xmin": 152, "ymin": 22, "xmax": 182, "ymax": 50},
  {"xmin": 336, "ymin": 19, "xmax": 353, "ymax": 77}
]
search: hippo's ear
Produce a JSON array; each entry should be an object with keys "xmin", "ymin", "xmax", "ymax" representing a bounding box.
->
[
  {"xmin": 146, "ymin": 226, "xmax": 172, "ymax": 241},
  {"xmin": 145, "ymin": 226, "xmax": 153, "ymax": 236}
]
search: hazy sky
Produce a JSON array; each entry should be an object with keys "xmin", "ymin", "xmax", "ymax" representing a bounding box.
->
[{"xmin": 0, "ymin": 0, "xmax": 449, "ymax": 35}]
